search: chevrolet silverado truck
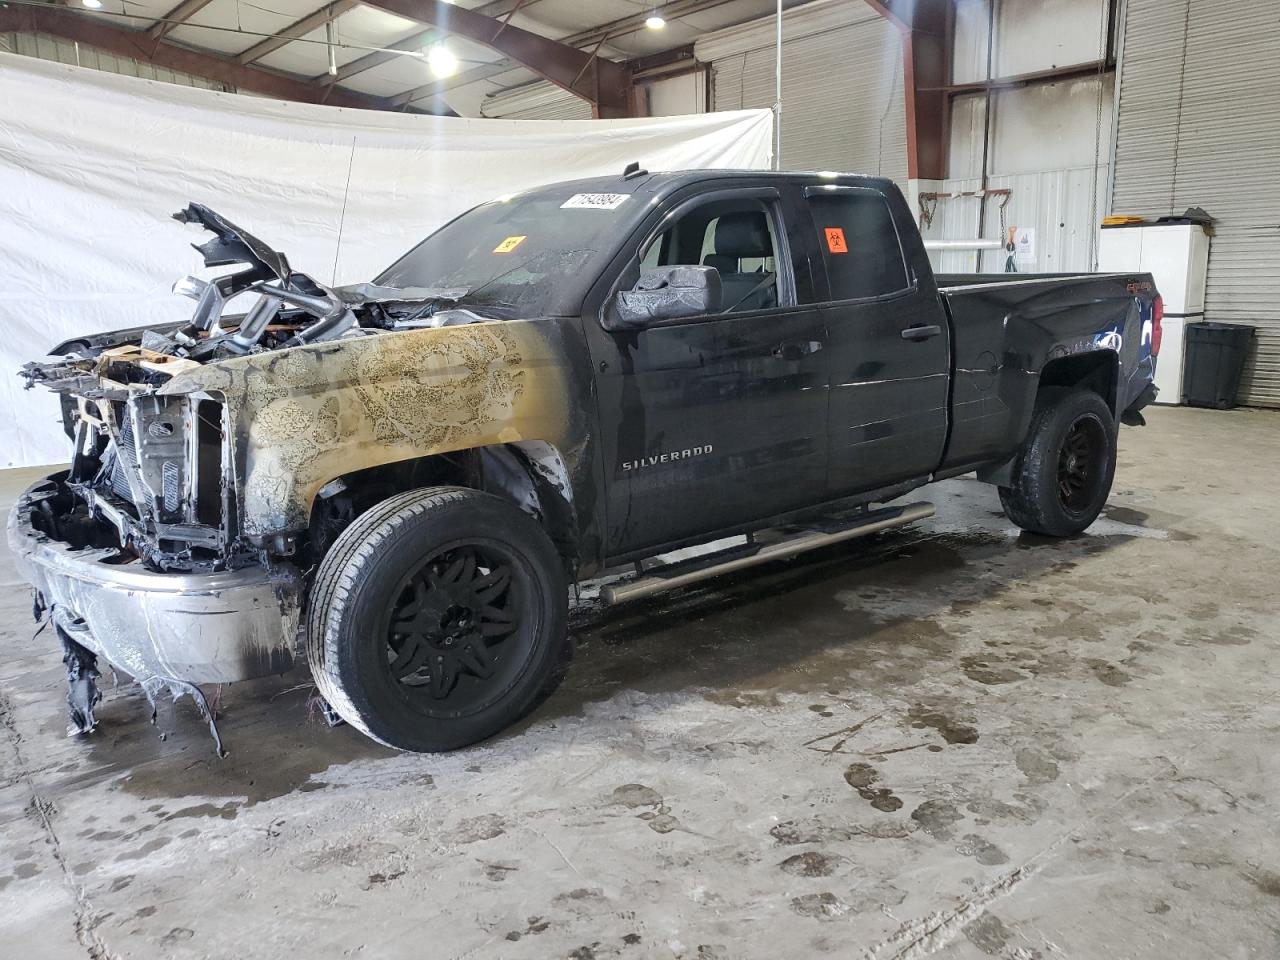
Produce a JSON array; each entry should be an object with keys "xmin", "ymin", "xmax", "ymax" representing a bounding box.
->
[{"xmin": 10, "ymin": 169, "xmax": 1160, "ymax": 753}]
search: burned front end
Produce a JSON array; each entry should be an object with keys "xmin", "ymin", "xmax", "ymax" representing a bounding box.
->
[
  {"xmin": 10, "ymin": 202, "xmax": 565, "ymax": 741},
  {"xmin": 8, "ymin": 419, "xmax": 303, "ymax": 760},
  {"xmin": 29, "ymin": 361, "xmax": 239, "ymax": 573},
  {"xmin": 11, "ymin": 356, "xmax": 305, "ymax": 704},
  {"xmin": 4, "ymin": 203, "xmax": 362, "ymax": 695}
]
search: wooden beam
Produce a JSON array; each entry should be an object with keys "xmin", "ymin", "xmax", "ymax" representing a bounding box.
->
[
  {"xmin": 236, "ymin": 0, "xmax": 361, "ymax": 66},
  {"xmin": 0, "ymin": 4, "xmax": 400, "ymax": 111}
]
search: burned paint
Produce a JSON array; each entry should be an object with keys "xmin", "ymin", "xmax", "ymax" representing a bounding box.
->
[
  {"xmin": 159, "ymin": 318, "xmax": 574, "ymax": 537},
  {"xmin": 7, "ymin": 201, "xmax": 594, "ymax": 731}
]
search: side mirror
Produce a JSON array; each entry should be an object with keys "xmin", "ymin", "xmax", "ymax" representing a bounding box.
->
[{"xmin": 606, "ymin": 265, "xmax": 722, "ymax": 330}]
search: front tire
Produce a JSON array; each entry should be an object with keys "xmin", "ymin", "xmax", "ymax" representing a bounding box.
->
[
  {"xmin": 307, "ymin": 487, "xmax": 569, "ymax": 752},
  {"xmin": 999, "ymin": 388, "xmax": 1117, "ymax": 537}
]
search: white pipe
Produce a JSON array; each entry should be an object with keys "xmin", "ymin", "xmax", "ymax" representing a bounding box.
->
[
  {"xmin": 325, "ymin": 17, "xmax": 338, "ymax": 77},
  {"xmin": 924, "ymin": 239, "xmax": 1005, "ymax": 251},
  {"xmin": 773, "ymin": 0, "xmax": 782, "ymax": 170}
]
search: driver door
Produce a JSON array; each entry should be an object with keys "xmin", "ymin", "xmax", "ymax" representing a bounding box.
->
[{"xmin": 585, "ymin": 184, "xmax": 830, "ymax": 559}]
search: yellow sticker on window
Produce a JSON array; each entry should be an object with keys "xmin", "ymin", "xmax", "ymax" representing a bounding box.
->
[{"xmin": 493, "ymin": 235, "xmax": 527, "ymax": 254}]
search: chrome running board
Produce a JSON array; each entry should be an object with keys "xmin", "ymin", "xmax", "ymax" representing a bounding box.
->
[{"xmin": 600, "ymin": 501, "xmax": 935, "ymax": 605}]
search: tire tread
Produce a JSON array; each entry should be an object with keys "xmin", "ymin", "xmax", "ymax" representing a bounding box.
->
[
  {"xmin": 999, "ymin": 387, "xmax": 1116, "ymax": 537},
  {"xmin": 306, "ymin": 486, "xmax": 566, "ymax": 750}
]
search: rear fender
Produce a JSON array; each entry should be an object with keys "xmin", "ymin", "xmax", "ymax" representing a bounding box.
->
[{"xmin": 976, "ymin": 349, "xmax": 1120, "ymax": 486}]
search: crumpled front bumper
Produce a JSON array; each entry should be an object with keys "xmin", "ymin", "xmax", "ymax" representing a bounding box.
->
[{"xmin": 7, "ymin": 476, "xmax": 303, "ymax": 684}]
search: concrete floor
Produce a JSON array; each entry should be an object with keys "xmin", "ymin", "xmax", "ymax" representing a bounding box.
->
[{"xmin": 2, "ymin": 405, "xmax": 1278, "ymax": 960}]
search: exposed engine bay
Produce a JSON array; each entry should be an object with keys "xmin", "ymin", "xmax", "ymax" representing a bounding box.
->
[{"xmin": 20, "ymin": 203, "xmax": 502, "ymax": 574}]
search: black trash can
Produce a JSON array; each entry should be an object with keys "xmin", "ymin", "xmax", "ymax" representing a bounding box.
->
[{"xmin": 1181, "ymin": 322, "xmax": 1255, "ymax": 409}]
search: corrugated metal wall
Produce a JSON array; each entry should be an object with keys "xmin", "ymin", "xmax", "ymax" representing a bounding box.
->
[
  {"xmin": 698, "ymin": 1, "xmax": 907, "ymax": 182},
  {"xmin": 921, "ymin": 0, "xmax": 1113, "ymax": 275},
  {"xmin": 1111, "ymin": 0, "xmax": 1280, "ymax": 406},
  {"xmin": 927, "ymin": 167, "xmax": 1111, "ymax": 274},
  {"xmin": 0, "ymin": 32, "xmax": 229, "ymax": 90}
]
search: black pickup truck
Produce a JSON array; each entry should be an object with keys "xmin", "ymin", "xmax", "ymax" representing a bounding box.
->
[{"xmin": 10, "ymin": 169, "xmax": 1160, "ymax": 752}]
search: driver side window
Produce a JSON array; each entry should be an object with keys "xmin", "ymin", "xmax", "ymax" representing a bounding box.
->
[{"xmin": 638, "ymin": 198, "xmax": 788, "ymax": 316}]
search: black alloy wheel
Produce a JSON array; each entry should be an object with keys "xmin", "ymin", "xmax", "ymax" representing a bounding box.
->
[
  {"xmin": 1056, "ymin": 413, "xmax": 1108, "ymax": 511},
  {"xmin": 383, "ymin": 542, "xmax": 527, "ymax": 711},
  {"xmin": 998, "ymin": 387, "xmax": 1118, "ymax": 538},
  {"xmin": 307, "ymin": 487, "xmax": 570, "ymax": 752}
]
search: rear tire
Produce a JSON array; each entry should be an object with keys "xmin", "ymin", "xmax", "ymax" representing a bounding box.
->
[
  {"xmin": 307, "ymin": 487, "xmax": 569, "ymax": 752},
  {"xmin": 999, "ymin": 388, "xmax": 1117, "ymax": 537}
]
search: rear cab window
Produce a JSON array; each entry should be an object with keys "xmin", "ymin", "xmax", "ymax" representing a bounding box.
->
[{"xmin": 802, "ymin": 186, "xmax": 912, "ymax": 303}]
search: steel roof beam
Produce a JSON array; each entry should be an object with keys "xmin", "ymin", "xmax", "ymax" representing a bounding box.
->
[
  {"xmin": 318, "ymin": 0, "xmax": 529, "ymax": 87},
  {"xmin": 386, "ymin": 0, "xmax": 740, "ymax": 109},
  {"xmin": 865, "ymin": 0, "xmax": 952, "ymax": 181},
  {"xmin": 362, "ymin": 0, "xmax": 633, "ymax": 116},
  {"xmin": 236, "ymin": 0, "xmax": 362, "ymax": 65},
  {"xmin": 147, "ymin": 0, "xmax": 217, "ymax": 41},
  {"xmin": 0, "ymin": 4, "xmax": 413, "ymax": 112}
]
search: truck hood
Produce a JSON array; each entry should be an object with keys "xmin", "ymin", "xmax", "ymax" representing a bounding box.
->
[
  {"xmin": 24, "ymin": 203, "xmax": 518, "ymax": 394},
  {"xmin": 12, "ymin": 203, "xmax": 574, "ymax": 579},
  {"xmin": 173, "ymin": 202, "xmax": 293, "ymax": 285}
]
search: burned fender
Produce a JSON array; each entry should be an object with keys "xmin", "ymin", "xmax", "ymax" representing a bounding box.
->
[{"xmin": 158, "ymin": 318, "xmax": 579, "ymax": 539}]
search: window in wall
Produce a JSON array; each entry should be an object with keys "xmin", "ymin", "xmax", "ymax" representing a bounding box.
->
[{"xmin": 806, "ymin": 191, "xmax": 910, "ymax": 302}]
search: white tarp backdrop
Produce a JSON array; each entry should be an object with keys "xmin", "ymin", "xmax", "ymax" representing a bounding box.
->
[{"xmin": 0, "ymin": 53, "xmax": 773, "ymax": 467}]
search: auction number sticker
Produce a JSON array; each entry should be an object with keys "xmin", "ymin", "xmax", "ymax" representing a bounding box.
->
[
  {"xmin": 560, "ymin": 193, "xmax": 629, "ymax": 210},
  {"xmin": 824, "ymin": 227, "xmax": 848, "ymax": 254},
  {"xmin": 493, "ymin": 235, "xmax": 527, "ymax": 253}
]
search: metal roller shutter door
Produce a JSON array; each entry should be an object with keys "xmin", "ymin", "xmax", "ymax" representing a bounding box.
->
[
  {"xmin": 481, "ymin": 82, "xmax": 593, "ymax": 121},
  {"xmin": 1112, "ymin": 0, "xmax": 1280, "ymax": 405},
  {"xmin": 703, "ymin": 5, "xmax": 907, "ymax": 182}
]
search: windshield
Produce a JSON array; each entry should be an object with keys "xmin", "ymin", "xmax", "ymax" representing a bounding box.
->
[{"xmin": 374, "ymin": 188, "xmax": 635, "ymax": 315}]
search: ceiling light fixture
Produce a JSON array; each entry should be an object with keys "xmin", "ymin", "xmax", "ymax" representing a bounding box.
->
[
  {"xmin": 325, "ymin": 18, "xmax": 338, "ymax": 77},
  {"xmin": 82, "ymin": 0, "xmax": 104, "ymax": 8},
  {"xmin": 645, "ymin": 15, "xmax": 666, "ymax": 30},
  {"xmin": 426, "ymin": 43, "xmax": 458, "ymax": 79}
]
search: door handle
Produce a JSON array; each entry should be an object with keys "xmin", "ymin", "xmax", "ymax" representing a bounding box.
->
[
  {"xmin": 900, "ymin": 324, "xmax": 942, "ymax": 342},
  {"xmin": 771, "ymin": 340, "xmax": 822, "ymax": 360}
]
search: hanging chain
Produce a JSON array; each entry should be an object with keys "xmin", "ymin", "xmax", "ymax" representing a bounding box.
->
[
  {"xmin": 919, "ymin": 194, "xmax": 938, "ymax": 230},
  {"xmin": 999, "ymin": 193, "xmax": 1017, "ymax": 273}
]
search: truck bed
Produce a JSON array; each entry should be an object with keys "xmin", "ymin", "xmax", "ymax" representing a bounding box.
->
[
  {"xmin": 936, "ymin": 271, "xmax": 1158, "ymax": 472},
  {"xmin": 934, "ymin": 272, "xmax": 1103, "ymax": 288}
]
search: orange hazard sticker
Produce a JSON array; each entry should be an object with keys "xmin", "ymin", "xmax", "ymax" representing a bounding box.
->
[
  {"xmin": 493, "ymin": 235, "xmax": 527, "ymax": 254},
  {"xmin": 824, "ymin": 227, "xmax": 848, "ymax": 254}
]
